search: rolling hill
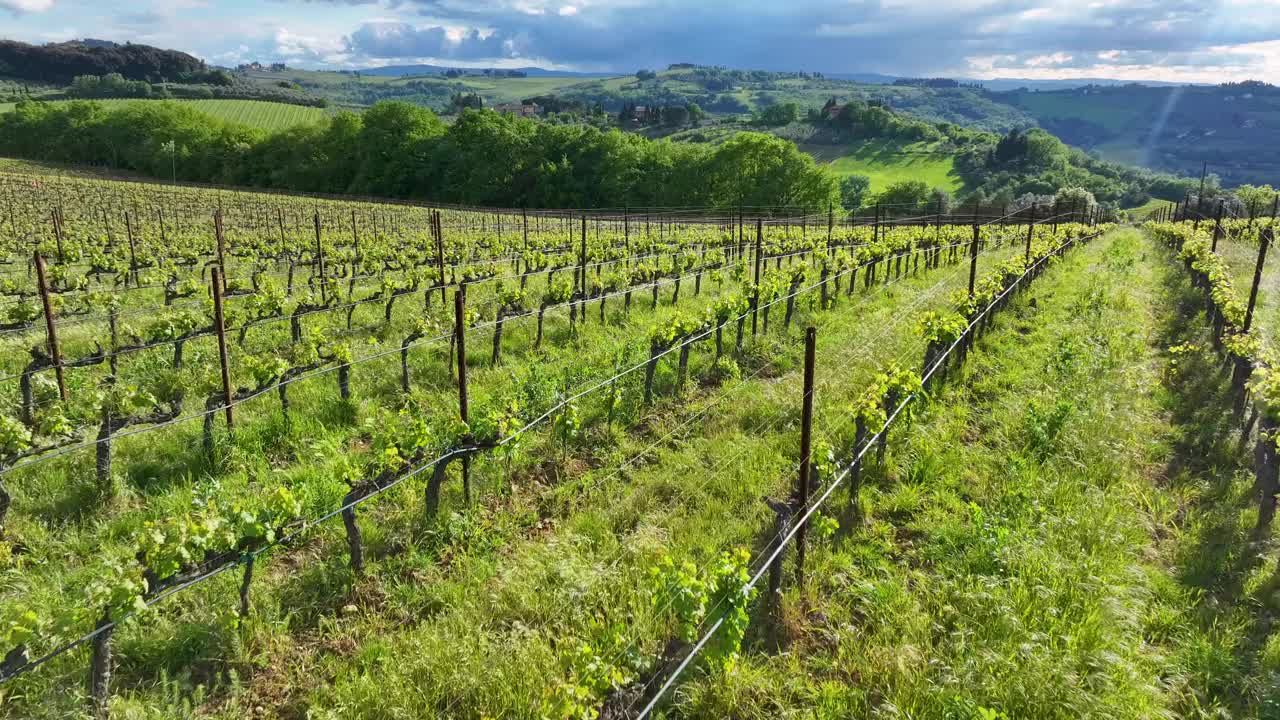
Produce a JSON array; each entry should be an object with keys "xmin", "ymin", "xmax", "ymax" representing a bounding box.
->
[{"xmin": 996, "ymin": 83, "xmax": 1280, "ymax": 186}]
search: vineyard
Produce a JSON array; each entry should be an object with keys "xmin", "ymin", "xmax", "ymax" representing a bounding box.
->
[
  {"xmin": 0, "ymin": 99, "xmax": 328, "ymax": 133},
  {"xmin": 0, "ymin": 165, "xmax": 1277, "ymax": 720}
]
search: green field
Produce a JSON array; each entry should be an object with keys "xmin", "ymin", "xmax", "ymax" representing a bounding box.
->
[
  {"xmin": 805, "ymin": 140, "xmax": 964, "ymax": 193},
  {"xmin": 1126, "ymin": 197, "xmax": 1170, "ymax": 219},
  {"xmin": 1010, "ymin": 91, "xmax": 1156, "ymax": 133},
  {"xmin": 0, "ymin": 98, "xmax": 327, "ymax": 131}
]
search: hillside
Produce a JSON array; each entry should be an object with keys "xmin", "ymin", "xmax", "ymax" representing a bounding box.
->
[
  {"xmin": 243, "ymin": 65, "xmax": 1035, "ymax": 132},
  {"xmin": 237, "ymin": 66, "xmax": 603, "ymax": 111},
  {"xmin": 995, "ymin": 82, "xmax": 1280, "ymax": 186}
]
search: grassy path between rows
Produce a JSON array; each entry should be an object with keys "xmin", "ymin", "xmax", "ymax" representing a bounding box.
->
[{"xmin": 672, "ymin": 227, "xmax": 1280, "ymax": 719}]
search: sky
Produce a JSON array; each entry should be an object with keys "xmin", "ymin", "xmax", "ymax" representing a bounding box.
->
[{"xmin": 2, "ymin": 0, "xmax": 1279, "ymax": 82}]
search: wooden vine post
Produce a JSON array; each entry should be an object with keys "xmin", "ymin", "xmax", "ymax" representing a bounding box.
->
[
  {"xmin": 752, "ymin": 219, "xmax": 763, "ymax": 335},
  {"xmin": 211, "ymin": 268, "xmax": 234, "ymax": 429},
  {"xmin": 1025, "ymin": 204, "xmax": 1036, "ymax": 263},
  {"xmin": 794, "ymin": 326, "xmax": 816, "ymax": 589},
  {"xmin": 124, "ymin": 211, "xmax": 139, "ymax": 288},
  {"xmin": 51, "ymin": 209, "xmax": 65, "ymax": 263},
  {"xmin": 1212, "ymin": 200, "xmax": 1225, "ymax": 252},
  {"xmin": 579, "ymin": 215, "xmax": 588, "ymax": 326},
  {"xmin": 1245, "ymin": 226, "xmax": 1273, "ymax": 333},
  {"xmin": 214, "ymin": 209, "xmax": 228, "ymax": 295},
  {"xmin": 434, "ymin": 210, "xmax": 447, "ymax": 303},
  {"xmin": 34, "ymin": 253, "xmax": 68, "ymax": 402},
  {"xmin": 89, "ymin": 611, "xmax": 113, "ymax": 720},
  {"xmin": 313, "ymin": 212, "xmax": 327, "ymax": 304},
  {"xmin": 454, "ymin": 285, "xmax": 471, "ymax": 504},
  {"xmin": 350, "ymin": 209, "xmax": 360, "ymax": 263},
  {"xmin": 968, "ymin": 223, "xmax": 980, "ymax": 299}
]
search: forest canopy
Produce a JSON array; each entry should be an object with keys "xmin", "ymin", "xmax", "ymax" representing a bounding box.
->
[
  {"xmin": 0, "ymin": 99, "xmax": 842, "ymax": 210},
  {"xmin": 0, "ymin": 40, "xmax": 208, "ymax": 85}
]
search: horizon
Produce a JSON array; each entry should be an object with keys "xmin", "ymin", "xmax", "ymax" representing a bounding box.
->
[{"xmin": 1, "ymin": 0, "xmax": 1277, "ymax": 85}]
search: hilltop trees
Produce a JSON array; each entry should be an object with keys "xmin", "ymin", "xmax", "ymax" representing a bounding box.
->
[
  {"xmin": 0, "ymin": 39, "xmax": 206, "ymax": 84},
  {"xmin": 0, "ymin": 100, "xmax": 841, "ymax": 211}
]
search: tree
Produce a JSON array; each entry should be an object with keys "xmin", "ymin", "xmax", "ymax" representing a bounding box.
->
[
  {"xmin": 840, "ymin": 175, "xmax": 871, "ymax": 210},
  {"xmin": 686, "ymin": 103, "xmax": 705, "ymax": 125},
  {"xmin": 351, "ymin": 101, "xmax": 446, "ymax": 196},
  {"xmin": 661, "ymin": 105, "xmax": 690, "ymax": 127},
  {"xmin": 930, "ymin": 188, "xmax": 953, "ymax": 215},
  {"xmin": 874, "ymin": 180, "xmax": 932, "ymax": 213},
  {"xmin": 1053, "ymin": 186, "xmax": 1098, "ymax": 221},
  {"xmin": 701, "ymin": 132, "xmax": 841, "ymax": 210},
  {"xmin": 635, "ymin": 69, "xmax": 657, "ymax": 81},
  {"xmin": 752, "ymin": 102, "xmax": 800, "ymax": 127},
  {"xmin": 449, "ymin": 92, "xmax": 483, "ymax": 113},
  {"xmin": 1235, "ymin": 184, "xmax": 1278, "ymax": 218}
]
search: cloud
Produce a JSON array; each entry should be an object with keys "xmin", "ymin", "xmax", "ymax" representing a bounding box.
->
[
  {"xmin": 0, "ymin": 0, "xmax": 55, "ymax": 13},
  {"xmin": 274, "ymin": 27, "xmax": 351, "ymax": 62},
  {"xmin": 345, "ymin": 21, "xmax": 512, "ymax": 59},
  {"xmin": 4, "ymin": 0, "xmax": 1279, "ymax": 82},
  {"xmin": 313, "ymin": 0, "xmax": 1280, "ymax": 81}
]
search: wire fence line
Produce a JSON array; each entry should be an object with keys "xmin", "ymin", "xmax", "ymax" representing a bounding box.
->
[
  {"xmin": 0, "ymin": 218, "xmax": 1044, "ymax": 688},
  {"xmin": 630, "ymin": 226, "xmax": 1102, "ymax": 719}
]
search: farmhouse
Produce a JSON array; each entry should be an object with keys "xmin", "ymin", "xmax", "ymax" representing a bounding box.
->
[{"xmin": 493, "ymin": 102, "xmax": 541, "ymax": 117}]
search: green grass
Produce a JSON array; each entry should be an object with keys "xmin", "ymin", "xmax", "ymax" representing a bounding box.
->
[
  {"xmin": 673, "ymin": 228, "xmax": 1280, "ymax": 718},
  {"xmin": 0, "ymin": 215, "xmax": 1027, "ymax": 718},
  {"xmin": 7, "ymin": 194, "xmax": 1279, "ymax": 718},
  {"xmin": 806, "ymin": 139, "xmax": 964, "ymax": 194},
  {"xmin": 1127, "ymin": 197, "xmax": 1170, "ymax": 218},
  {"xmin": 0, "ymin": 98, "xmax": 327, "ymax": 131}
]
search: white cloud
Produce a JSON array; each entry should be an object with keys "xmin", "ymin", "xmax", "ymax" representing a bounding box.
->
[
  {"xmin": 1026, "ymin": 52, "xmax": 1073, "ymax": 67},
  {"xmin": 0, "ymin": 0, "xmax": 55, "ymax": 13},
  {"xmin": 272, "ymin": 27, "xmax": 350, "ymax": 63},
  {"xmin": 558, "ymin": 5, "xmax": 579, "ymax": 15}
]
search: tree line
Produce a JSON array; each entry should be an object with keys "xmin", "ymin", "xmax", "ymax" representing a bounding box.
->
[
  {"xmin": 0, "ymin": 99, "xmax": 841, "ymax": 211},
  {"xmin": 0, "ymin": 39, "xmax": 208, "ymax": 85}
]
